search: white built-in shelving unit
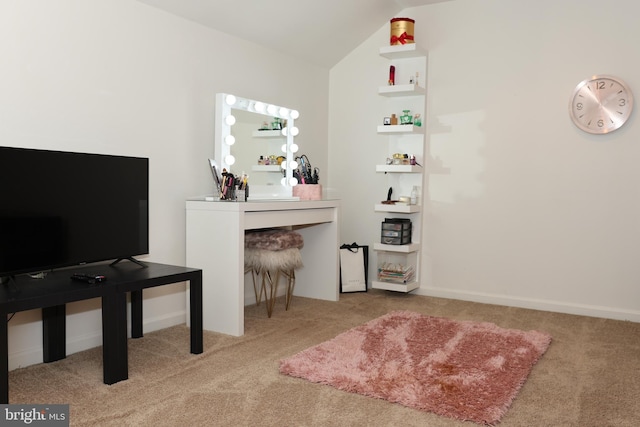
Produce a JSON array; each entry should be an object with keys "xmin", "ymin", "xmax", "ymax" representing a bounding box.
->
[{"xmin": 372, "ymin": 42, "xmax": 427, "ymax": 293}]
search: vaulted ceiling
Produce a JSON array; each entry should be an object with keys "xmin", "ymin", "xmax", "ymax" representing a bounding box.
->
[{"xmin": 136, "ymin": 0, "xmax": 451, "ymax": 67}]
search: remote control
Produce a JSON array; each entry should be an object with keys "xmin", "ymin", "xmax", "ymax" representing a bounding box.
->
[{"xmin": 71, "ymin": 273, "xmax": 106, "ymax": 284}]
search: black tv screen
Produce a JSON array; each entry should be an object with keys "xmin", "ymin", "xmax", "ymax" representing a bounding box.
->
[{"xmin": 0, "ymin": 146, "xmax": 149, "ymax": 278}]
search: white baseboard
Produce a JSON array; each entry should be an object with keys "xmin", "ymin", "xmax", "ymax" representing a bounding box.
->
[
  {"xmin": 8, "ymin": 311, "xmax": 185, "ymax": 371},
  {"xmin": 8, "ymin": 346, "xmax": 47, "ymax": 372},
  {"xmin": 414, "ymin": 286, "xmax": 640, "ymax": 323}
]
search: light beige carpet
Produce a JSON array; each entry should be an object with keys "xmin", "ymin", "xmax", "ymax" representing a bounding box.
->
[{"xmin": 8, "ymin": 290, "xmax": 640, "ymax": 426}]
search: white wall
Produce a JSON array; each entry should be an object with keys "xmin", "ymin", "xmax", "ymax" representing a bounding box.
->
[
  {"xmin": 0, "ymin": 0, "xmax": 329, "ymax": 369},
  {"xmin": 329, "ymin": 0, "xmax": 640, "ymax": 321}
]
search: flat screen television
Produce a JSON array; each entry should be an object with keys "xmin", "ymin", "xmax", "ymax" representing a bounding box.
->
[{"xmin": 0, "ymin": 146, "xmax": 149, "ymax": 279}]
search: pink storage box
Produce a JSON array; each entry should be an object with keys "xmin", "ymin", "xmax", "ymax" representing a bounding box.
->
[{"xmin": 292, "ymin": 184, "xmax": 322, "ymax": 200}]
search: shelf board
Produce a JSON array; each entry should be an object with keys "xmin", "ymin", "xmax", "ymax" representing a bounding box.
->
[
  {"xmin": 379, "ymin": 44, "xmax": 427, "ymax": 59},
  {"xmin": 378, "ymin": 84, "xmax": 425, "ymax": 97},
  {"xmin": 252, "ymin": 130, "xmax": 283, "ymax": 138},
  {"xmin": 251, "ymin": 165, "xmax": 282, "ymax": 172},
  {"xmin": 371, "ymin": 280, "xmax": 420, "ymax": 293},
  {"xmin": 374, "ymin": 203, "xmax": 420, "ymax": 213},
  {"xmin": 373, "ymin": 242, "xmax": 420, "ymax": 253},
  {"xmin": 377, "ymin": 124, "xmax": 423, "ymax": 134},
  {"xmin": 375, "ymin": 164, "xmax": 421, "ymax": 173}
]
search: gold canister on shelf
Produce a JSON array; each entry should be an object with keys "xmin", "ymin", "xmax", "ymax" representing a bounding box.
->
[{"xmin": 390, "ymin": 17, "xmax": 415, "ymax": 45}]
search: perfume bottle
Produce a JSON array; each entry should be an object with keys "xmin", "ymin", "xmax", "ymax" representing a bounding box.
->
[
  {"xmin": 400, "ymin": 110, "xmax": 412, "ymax": 125},
  {"xmin": 389, "ymin": 65, "xmax": 395, "ymax": 85}
]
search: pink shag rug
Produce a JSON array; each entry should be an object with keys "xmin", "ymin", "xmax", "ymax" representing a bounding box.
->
[{"xmin": 279, "ymin": 310, "xmax": 552, "ymax": 425}]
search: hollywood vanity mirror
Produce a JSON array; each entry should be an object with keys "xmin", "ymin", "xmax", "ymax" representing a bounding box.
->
[{"xmin": 215, "ymin": 93, "xmax": 301, "ymax": 199}]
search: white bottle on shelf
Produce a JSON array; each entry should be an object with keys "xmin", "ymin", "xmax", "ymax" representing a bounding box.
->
[{"xmin": 410, "ymin": 186, "xmax": 418, "ymax": 205}]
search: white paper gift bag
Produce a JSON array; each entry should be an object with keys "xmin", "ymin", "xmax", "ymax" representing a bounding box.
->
[{"xmin": 339, "ymin": 243, "xmax": 368, "ymax": 293}]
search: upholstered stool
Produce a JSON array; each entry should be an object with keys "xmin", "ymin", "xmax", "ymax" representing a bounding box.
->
[{"xmin": 244, "ymin": 229, "xmax": 304, "ymax": 317}]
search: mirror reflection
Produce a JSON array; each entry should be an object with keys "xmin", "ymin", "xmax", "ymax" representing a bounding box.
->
[{"xmin": 231, "ymin": 109, "xmax": 286, "ymax": 186}]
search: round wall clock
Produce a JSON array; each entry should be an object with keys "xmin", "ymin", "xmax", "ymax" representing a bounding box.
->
[{"xmin": 568, "ymin": 75, "xmax": 633, "ymax": 134}]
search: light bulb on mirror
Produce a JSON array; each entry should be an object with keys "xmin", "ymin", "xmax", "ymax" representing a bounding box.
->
[
  {"xmin": 281, "ymin": 162, "xmax": 287, "ymax": 170},
  {"xmin": 225, "ymin": 135, "xmax": 236, "ymax": 146},
  {"xmin": 290, "ymin": 110, "xmax": 300, "ymax": 119},
  {"xmin": 279, "ymin": 107, "xmax": 289, "ymax": 117},
  {"xmin": 281, "ymin": 127, "xmax": 288, "ymax": 136},
  {"xmin": 289, "ymin": 177, "xmax": 299, "ymax": 186},
  {"xmin": 254, "ymin": 102, "xmax": 265, "ymax": 113},
  {"xmin": 267, "ymin": 104, "xmax": 277, "ymax": 115},
  {"xmin": 225, "ymin": 115, "xmax": 236, "ymax": 126},
  {"xmin": 290, "ymin": 143, "xmax": 299, "ymax": 153},
  {"xmin": 281, "ymin": 144, "xmax": 287, "ymax": 153},
  {"xmin": 225, "ymin": 94, "xmax": 236, "ymax": 106},
  {"xmin": 225, "ymin": 155, "xmax": 235, "ymax": 165},
  {"xmin": 281, "ymin": 177, "xmax": 287, "ymax": 186},
  {"xmin": 290, "ymin": 127, "xmax": 299, "ymax": 136},
  {"xmin": 289, "ymin": 160, "xmax": 298, "ymax": 170}
]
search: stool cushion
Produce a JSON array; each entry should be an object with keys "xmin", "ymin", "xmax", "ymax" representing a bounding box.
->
[
  {"xmin": 245, "ymin": 229, "xmax": 304, "ymax": 251},
  {"xmin": 245, "ymin": 248, "xmax": 303, "ymax": 271}
]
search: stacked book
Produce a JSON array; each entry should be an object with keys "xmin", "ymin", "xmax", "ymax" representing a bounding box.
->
[{"xmin": 377, "ymin": 262, "xmax": 415, "ymax": 283}]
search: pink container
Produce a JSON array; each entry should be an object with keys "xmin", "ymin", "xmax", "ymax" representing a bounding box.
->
[{"xmin": 292, "ymin": 184, "xmax": 322, "ymax": 200}]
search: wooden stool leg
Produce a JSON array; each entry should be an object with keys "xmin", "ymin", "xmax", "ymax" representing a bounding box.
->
[
  {"xmin": 264, "ymin": 270, "xmax": 280, "ymax": 318},
  {"xmin": 285, "ymin": 269, "xmax": 296, "ymax": 310},
  {"xmin": 251, "ymin": 268, "xmax": 265, "ymax": 306},
  {"xmin": 261, "ymin": 270, "xmax": 271, "ymax": 317}
]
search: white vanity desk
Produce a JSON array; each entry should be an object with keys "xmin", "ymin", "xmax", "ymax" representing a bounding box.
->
[{"xmin": 185, "ymin": 198, "xmax": 340, "ymax": 336}]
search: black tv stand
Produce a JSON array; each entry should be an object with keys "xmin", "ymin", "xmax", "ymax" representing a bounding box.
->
[
  {"xmin": 0, "ymin": 261, "xmax": 202, "ymax": 403},
  {"xmin": 110, "ymin": 257, "xmax": 148, "ymax": 268},
  {"xmin": 0, "ymin": 276, "xmax": 17, "ymax": 295}
]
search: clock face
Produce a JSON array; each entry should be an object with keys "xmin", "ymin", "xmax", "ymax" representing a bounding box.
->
[{"xmin": 569, "ymin": 75, "xmax": 633, "ymax": 134}]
